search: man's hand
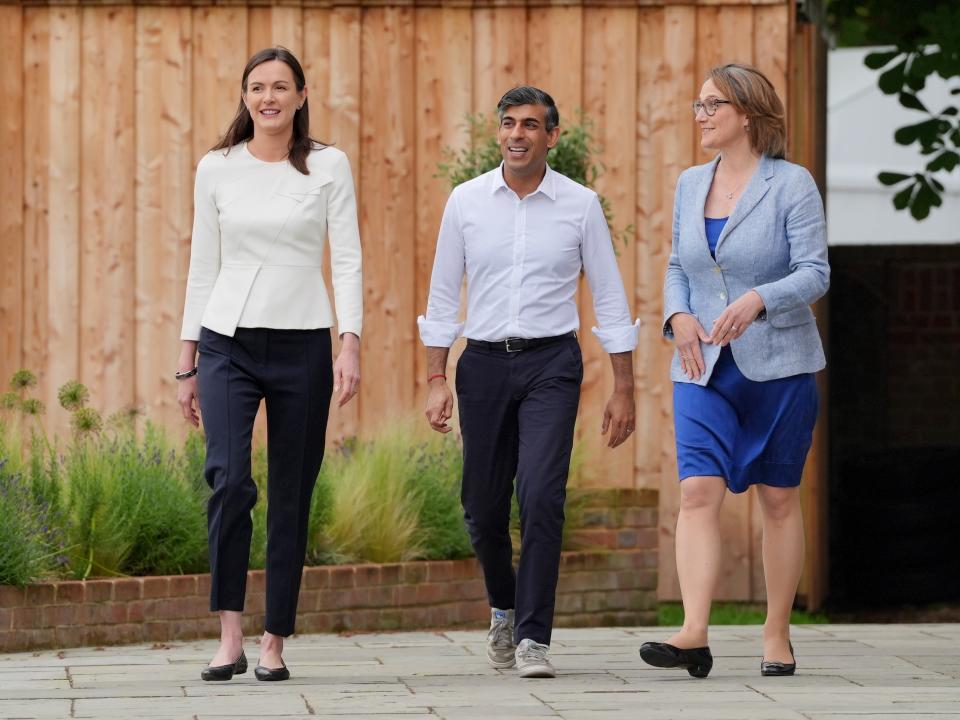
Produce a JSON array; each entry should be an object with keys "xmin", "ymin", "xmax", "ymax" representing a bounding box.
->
[
  {"xmin": 424, "ymin": 346, "xmax": 454, "ymax": 433},
  {"xmin": 425, "ymin": 380, "xmax": 455, "ymax": 433},
  {"xmin": 602, "ymin": 388, "xmax": 635, "ymax": 448},
  {"xmin": 602, "ymin": 351, "xmax": 635, "ymax": 448}
]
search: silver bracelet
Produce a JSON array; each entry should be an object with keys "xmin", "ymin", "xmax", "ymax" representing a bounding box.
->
[{"xmin": 175, "ymin": 367, "xmax": 198, "ymax": 380}]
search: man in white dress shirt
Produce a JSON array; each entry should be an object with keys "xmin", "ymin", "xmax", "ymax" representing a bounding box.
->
[{"xmin": 418, "ymin": 87, "xmax": 638, "ymax": 678}]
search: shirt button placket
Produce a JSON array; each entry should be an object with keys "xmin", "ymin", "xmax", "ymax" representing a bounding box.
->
[{"xmin": 509, "ymin": 199, "xmax": 524, "ymax": 335}]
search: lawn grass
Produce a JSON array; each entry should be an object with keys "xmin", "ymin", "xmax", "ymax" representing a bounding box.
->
[{"xmin": 658, "ymin": 602, "xmax": 830, "ymax": 626}]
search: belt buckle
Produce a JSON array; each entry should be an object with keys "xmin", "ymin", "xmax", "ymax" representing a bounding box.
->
[{"xmin": 504, "ymin": 337, "xmax": 523, "ymax": 353}]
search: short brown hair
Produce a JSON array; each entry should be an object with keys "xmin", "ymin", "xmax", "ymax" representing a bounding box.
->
[{"xmin": 707, "ymin": 64, "xmax": 786, "ymax": 159}]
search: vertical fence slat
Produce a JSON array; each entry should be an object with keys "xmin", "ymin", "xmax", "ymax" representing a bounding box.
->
[
  {"xmin": 525, "ymin": 6, "xmax": 583, "ymax": 117},
  {"xmin": 580, "ymin": 6, "xmax": 638, "ymax": 488},
  {"xmin": 135, "ymin": 7, "xmax": 193, "ymax": 433},
  {"xmin": 23, "ymin": 8, "xmax": 81, "ymax": 435},
  {"xmin": 311, "ymin": 7, "xmax": 362, "ymax": 443},
  {"xmin": 414, "ymin": 7, "xmax": 473, "ymax": 407},
  {"xmin": 1, "ymin": 6, "xmax": 24, "ymax": 391},
  {"xmin": 80, "ymin": 7, "xmax": 137, "ymax": 417},
  {"xmin": 641, "ymin": 4, "xmax": 697, "ymax": 601},
  {"xmin": 192, "ymin": 7, "xmax": 248, "ymax": 162},
  {"xmin": 472, "ymin": 7, "xmax": 526, "ymax": 115},
  {"xmin": 359, "ymin": 7, "xmax": 416, "ymax": 427}
]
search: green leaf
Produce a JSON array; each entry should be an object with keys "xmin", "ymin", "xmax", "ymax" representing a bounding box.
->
[
  {"xmin": 878, "ymin": 60, "xmax": 906, "ymax": 94},
  {"xmin": 941, "ymin": 106, "xmax": 959, "ymax": 117},
  {"xmin": 878, "ymin": 171, "xmax": 911, "ymax": 185},
  {"xmin": 892, "ymin": 183, "xmax": 915, "ymax": 211},
  {"xmin": 926, "ymin": 150, "xmax": 960, "ymax": 172},
  {"xmin": 898, "ymin": 92, "xmax": 927, "ymax": 112},
  {"xmin": 864, "ymin": 49, "xmax": 900, "ymax": 70}
]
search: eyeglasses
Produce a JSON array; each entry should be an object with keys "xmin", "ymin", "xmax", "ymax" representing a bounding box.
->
[{"xmin": 692, "ymin": 99, "xmax": 731, "ymax": 117}]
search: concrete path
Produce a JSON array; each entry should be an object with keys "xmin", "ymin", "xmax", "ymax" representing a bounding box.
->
[{"xmin": 0, "ymin": 624, "xmax": 958, "ymax": 719}]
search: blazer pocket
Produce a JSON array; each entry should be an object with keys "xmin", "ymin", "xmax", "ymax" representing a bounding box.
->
[{"xmin": 769, "ymin": 306, "xmax": 815, "ymax": 328}]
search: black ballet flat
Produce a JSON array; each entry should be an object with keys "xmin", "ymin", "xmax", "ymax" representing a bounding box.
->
[
  {"xmin": 761, "ymin": 641, "xmax": 796, "ymax": 676},
  {"xmin": 254, "ymin": 659, "xmax": 290, "ymax": 681},
  {"xmin": 639, "ymin": 641, "xmax": 713, "ymax": 678},
  {"xmin": 201, "ymin": 650, "xmax": 247, "ymax": 681}
]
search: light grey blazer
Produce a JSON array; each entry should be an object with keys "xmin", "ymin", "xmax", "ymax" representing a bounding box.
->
[{"xmin": 663, "ymin": 154, "xmax": 829, "ymax": 385}]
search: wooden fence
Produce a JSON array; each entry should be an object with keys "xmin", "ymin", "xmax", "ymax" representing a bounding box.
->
[{"xmin": 0, "ymin": 0, "xmax": 828, "ymax": 606}]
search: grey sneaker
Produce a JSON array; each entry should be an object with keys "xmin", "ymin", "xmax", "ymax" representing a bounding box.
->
[
  {"xmin": 515, "ymin": 638, "xmax": 555, "ymax": 678},
  {"xmin": 486, "ymin": 608, "xmax": 516, "ymax": 668}
]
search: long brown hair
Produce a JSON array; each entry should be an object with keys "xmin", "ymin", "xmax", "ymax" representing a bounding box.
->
[
  {"xmin": 212, "ymin": 47, "xmax": 324, "ymax": 175},
  {"xmin": 707, "ymin": 64, "xmax": 786, "ymax": 159}
]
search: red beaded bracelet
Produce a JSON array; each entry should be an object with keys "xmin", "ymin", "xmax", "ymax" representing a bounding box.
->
[{"xmin": 427, "ymin": 373, "xmax": 446, "ymax": 383}]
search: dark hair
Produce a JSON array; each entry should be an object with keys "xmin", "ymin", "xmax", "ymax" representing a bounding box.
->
[
  {"xmin": 496, "ymin": 86, "xmax": 559, "ymax": 131},
  {"xmin": 707, "ymin": 64, "xmax": 786, "ymax": 159},
  {"xmin": 212, "ymin": 47, "xmax": 324, "ymax": 175}
]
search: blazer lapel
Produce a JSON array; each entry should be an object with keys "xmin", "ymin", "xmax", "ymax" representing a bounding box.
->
[
  {"xmin": 714, "ymin": 154, "xmax": 775, "ymax": 255},
  {"xmin": 694, "ymin": 156, "xmax": 721, "ymax": 258}
]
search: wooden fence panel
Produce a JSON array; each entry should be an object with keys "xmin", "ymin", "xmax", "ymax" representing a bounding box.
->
[
  {"xmin": 472, "ymin": 7, "xmax": 527, "ymax": 115},
  {"xmin": 414, "ymin": 7, "xmax": 473, "ymax": 403},
  {"xmin": 79, "ymin": 7, "xmax": 137, "ymax": 420},
  {"xmin": 22, "ymin": 8, "xmax": 82, "ymax": 431},
  {"xmin": 358, "ymin": 7, "xmax": 416, "ymax": 428},
  {"xmin": 0, "ymin": 6, "xmax": 24, "ymax": 393},
  {"xmin": 135, "ymin": 7, "xmax": 193, "ymax": 433},
  {"xmin": 644, "ymin": 4, "xmax": 698, "ymax": 601},
  {"xmin": 580, "ymin": 6, "xmax": 639, "ymax": 488}
]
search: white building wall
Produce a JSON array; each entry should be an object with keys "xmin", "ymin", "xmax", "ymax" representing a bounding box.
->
[{"xmin": 827, "ymin": 47, "xmax": 959, "ymax": 245}]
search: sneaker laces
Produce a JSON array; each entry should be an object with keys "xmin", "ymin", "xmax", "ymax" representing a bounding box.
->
[
  {"xmin": 488, "ymin": 614, "xmax": 514, "ymax": 650},
  {"xmin": 519, "ymin": 641, "xmax": 549, "ymax": 663}
]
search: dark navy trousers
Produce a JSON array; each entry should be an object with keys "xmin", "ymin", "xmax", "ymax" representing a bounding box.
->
[
  {"xmin": 197, "ymin": 327, "xmax": 333, "ymax": 637},
  {"xmin": 455, "ymin": 336, "xmax": 582, "ymax": 645}
]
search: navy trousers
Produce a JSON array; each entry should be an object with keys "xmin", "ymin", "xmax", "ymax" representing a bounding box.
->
[
  {"xmin": 455, "ymin": 336, "xmax": 582, "ymax": 645},
  {"xmin": 197, "ymin": 327, "xmax": 333, "ymax": 637}
]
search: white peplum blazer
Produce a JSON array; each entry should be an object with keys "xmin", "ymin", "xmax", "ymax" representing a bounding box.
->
[{"xmin": 180, "ymin": 142, "xmax": 363, "ymax": 341}]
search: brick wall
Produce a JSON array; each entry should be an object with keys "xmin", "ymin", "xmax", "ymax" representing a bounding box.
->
[
  {"xmin": 831, "ymin": 245, "xmax": 960, "ymax": 451},
  {"xmin": 1, "ymin": 490, "xmax": 657, "ymax": 652}
]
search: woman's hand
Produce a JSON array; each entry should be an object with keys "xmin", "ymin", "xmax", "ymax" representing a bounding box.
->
[
  {"xmin": 177, "ymin": 340, "xmax": 200, "ymax": 427},
  {"xmin": 710, "ymin": 290, "xmax": 765, "ymax": 347},
  {"xmin": 334, "ymin": 332, "xmax": 361, "ymax": 407},
  {"xmin": 669, "ymin": 312, "xmax": 711, "ymax": 381}
]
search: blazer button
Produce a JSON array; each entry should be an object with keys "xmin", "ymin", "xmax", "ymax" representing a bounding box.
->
[{"xmin": 712, "ymin": 266, "xmax": 722, "ymax": 273}]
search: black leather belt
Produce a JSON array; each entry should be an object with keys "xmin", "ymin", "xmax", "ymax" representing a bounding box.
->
[{"xmin": 466, "ymin": 331, "xmax": 576, "ymax": 353}]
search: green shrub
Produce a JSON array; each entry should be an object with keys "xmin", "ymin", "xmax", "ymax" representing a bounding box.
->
[
  {"xmin": 0, "ymin": 438, "xmax": 64, "ymax": 586},
  {"xmin": 313, "ymin": 428, "xmax": 426, "ymax": 564}
]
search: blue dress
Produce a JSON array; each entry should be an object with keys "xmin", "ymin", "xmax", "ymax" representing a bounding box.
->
[{"xmin": 673, "ymin": 217, "xmax": 819, "ymax": 493}]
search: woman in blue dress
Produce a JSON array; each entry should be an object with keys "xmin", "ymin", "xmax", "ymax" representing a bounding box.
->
[{"xmin": 639, "ymin": 64, "xmax": 829, "ymax": 678}]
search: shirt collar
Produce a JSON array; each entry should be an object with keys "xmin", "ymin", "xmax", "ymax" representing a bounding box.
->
[{"xmin": 490, "ymin": 162, "xmax": 558, "ymax": 201}]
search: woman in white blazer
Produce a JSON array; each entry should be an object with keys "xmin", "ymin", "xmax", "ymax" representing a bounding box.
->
[
  {"xmin": 176, "ymin": 47, "xmax": 363, "ymax": 682},
  {"xmin": 639, "ymin": 64, "xmax": 829, "ymax": 679}
]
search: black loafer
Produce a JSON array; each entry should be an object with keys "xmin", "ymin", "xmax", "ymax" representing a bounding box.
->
[
  {"xmin": 639, "ymin": 641, "xmax": 713, "ymax": 678},
  {"xmin": 761, "ymin": 641, "xmax": 796, "ymax": 676},
  {"xmin": 201, "ymin": 650, "xmax": 247, "ymax": 681},
  {"xmin": 254, "ymin": 660, "xmax": 290, "ymax": 681}
]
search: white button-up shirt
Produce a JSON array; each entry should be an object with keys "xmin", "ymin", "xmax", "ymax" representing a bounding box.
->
[{"xmin": 418, "ymin": 164, "xmax": 639, "ymax": 353}]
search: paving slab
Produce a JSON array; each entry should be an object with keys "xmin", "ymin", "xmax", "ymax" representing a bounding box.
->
[{"xmin": 0, "ymin": 624, "xmax": 958, "ymax": 719}]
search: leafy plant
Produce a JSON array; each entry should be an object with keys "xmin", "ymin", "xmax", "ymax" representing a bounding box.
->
[
  {"xmin": 437, "ymin": 112, "xmax": 633, "ymax": 247},
  {"xmin": 827, "ymin": 0, "xmax": 960, "ymax": 219}
]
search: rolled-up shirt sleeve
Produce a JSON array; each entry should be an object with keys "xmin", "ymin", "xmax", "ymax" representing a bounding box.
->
[
  {"xmin": 327, "ymin": 150, "xmax": 364, "ymax": 338},
  {"xmin": 180, "ymin": 154, "xmax": 220, "ymax": 341},
  {"xmin": 580, "ymin": 194, "xmax": 640, "ymax": 353},
  {"xmin": 417, "ymin": 190, "xmax": 466, "ymax": 347}
]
